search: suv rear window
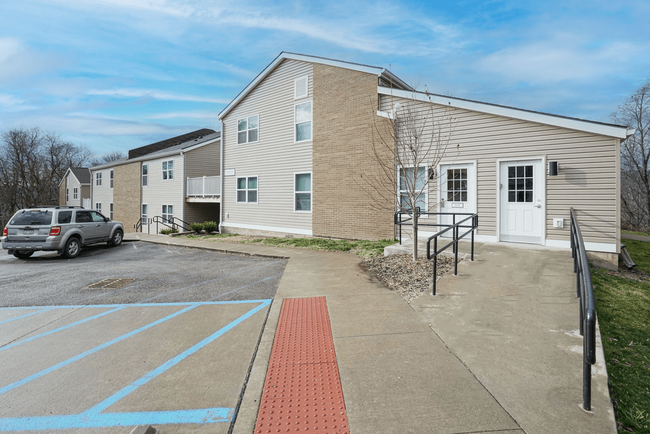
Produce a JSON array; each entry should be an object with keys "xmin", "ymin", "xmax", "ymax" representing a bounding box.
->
[
  {"xmin": 58, "ymin": 211, "xmax": 73, "ymax": 224},
  {"xmin": 10, "ymin": 210, "xmax": 53, "ymax": 226}
]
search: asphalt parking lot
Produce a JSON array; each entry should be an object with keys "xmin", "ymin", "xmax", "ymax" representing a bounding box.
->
[
  {"xmin": 0, "ymin": 241, "xmax": 287, "ymax": 306},
  {"xmin": 0, "ymin": 241, "xmax": 287, "ymax": 433}
]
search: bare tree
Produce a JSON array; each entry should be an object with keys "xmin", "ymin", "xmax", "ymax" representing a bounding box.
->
[
  {"xmin": 90, "ymin": 150, "xmax": 124, "ymax": 167},
  {"xmin": 612, "ymin": 80, "xmax": 650, "ymax": 231},
  {"xmin": 360, "ymin": 92, "xmax": 458, "ymax": 261},
  {"xmin": 0, "ymin": 127, "xmax": 91, "ymax": 228}
]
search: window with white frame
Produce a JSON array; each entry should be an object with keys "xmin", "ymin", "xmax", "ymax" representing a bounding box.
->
[
  {"xmin": 295, "ymin": 76, "xmax": 308, "ymax": 99},
  {"xmin": 162, "ymin": 160, "xmax": 174, "ymax": 180},
  {"xmin": 162, "ymin": 205, "xmax": 173, "ymax": 223},
  {"xmin": 399, "ymin": 166, "xmax": 427, "ymax": 214},
  {"xmin": 141, "ymin": 204, "xmax": 148, "ymax": 225},
  {"xmin": 66, "ymin": 189, "xmax": 69, "ymax": 202},
  {"xmin": 236, "ymin": 176, "xmax": 258, "ymax": 203},
  {"xmin": 96, "ymin": 172, "xmax": 102, "ymax": 186},
  {"xmin": 295, "ymin": 101, "xmax": 312, "ymax": 142},
  {"xmin": 294, "ymin": 173, "xmax": 312, "ymax": 212},
  {"xmin": 73, "ymin": 188, "xmax": 78, "ymax": 199},
  {"xmin": 142, "ymin": 164, "xmax": 148, "ymax": 186},
  {"xmin": 95, "ymin": 203, "xmax": 102, "ymax": 213},
  {"xmin": 110, "ymin": 170, "xmax": 114, "ymax": 188},
  {"xmin": 109, "ymin": 203, "xmax": 113, "ymax": 220},
  {"xmin": 237, "ymin": 115, "xmax": 259, "ymax": 144}
]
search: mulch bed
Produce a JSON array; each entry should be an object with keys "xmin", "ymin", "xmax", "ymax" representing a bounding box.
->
[{"xmin": 362, "ymin": 254, "xmax": 456, "ymax": 303}]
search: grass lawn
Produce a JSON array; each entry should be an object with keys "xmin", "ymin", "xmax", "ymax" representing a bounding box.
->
[
  {"xmin": 622, "ymin": 229, "xmax": 650, "ymax": 237},
  {"xmin": 592, "ymin": 240, "xmax": 650, "ymax": 433},
  {"xmin": 243, "ymin": 237, "xmax": 396, "ymax": 257},
  {"xmin": 183, "ymin": 233, "xmax": 240, "ymax": 239}
]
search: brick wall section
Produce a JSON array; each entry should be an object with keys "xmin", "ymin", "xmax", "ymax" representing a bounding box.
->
[
  {"xmin": 58, "ymin": 181, "xmax": 66, "ymax": 206},
  {"xmin": 312, "ymin": 64, "xmax": 394, "ymax": 240},
  {"xmin": 113, "ymin": 162, "xmax": 141, "ymax": 231}
]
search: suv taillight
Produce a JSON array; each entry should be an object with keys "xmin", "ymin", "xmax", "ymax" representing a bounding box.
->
[
  {"xmin": 2, "ymin": 227, "xmax": 6, "ymax": 237},
  {"xmin": 49, "ymin": 226, "xmax": 61, "ymax": 236}
]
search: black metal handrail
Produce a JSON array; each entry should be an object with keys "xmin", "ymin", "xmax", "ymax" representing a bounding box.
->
[
  {"xmin": 149, "ymin": 216, "xmax": 191, "ymax": 234},
  {"xmin": 570, "ymin": 208, "xmax": 597, "ymax": 412},
  {"xmin": 425, "ymin": 214, "xmax": 478, "ymax": 295},
  {"xmin": 134, "ymin": 217, "xmax": 150, "ymax": 233},
  {"xmin": 394, "ymin": 210, "xmax": 477, "ymax": 243}
]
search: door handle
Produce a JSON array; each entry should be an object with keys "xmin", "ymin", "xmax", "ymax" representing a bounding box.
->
[{"xmin": 534, "ymin": 204, "xmax": 542, "ymax": 208}]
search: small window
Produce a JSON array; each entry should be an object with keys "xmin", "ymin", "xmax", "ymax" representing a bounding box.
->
[
  {"xmin": 73, "ymin": 188, "xmax": 78, "ymax": 199},
  {"xmin": 447, "ymin": 169, "xmax": 468, "ymax": 202},
  {"xmin": 142, "ymin": 164, "xmax": 148, "ymax": 187},
  {"xmin": 295, "ymin": 76, "xmax": 308, "ymax": 99},
  {"xmin": 142, "ymin": 204, "xmax": 148, "ymax": 225},
  {"xmin": 162, "ymin": 205, "xmax": 173, "ymax": 223},
  {"xmin": 295, "ymin": 102, "xmax": 312, "ymax": 142},
  {"xmin": 58, "ymin": 211, "xmax": 72, "ymax": 224},
  {"xmin": 96, "ymin": 172, "xmax": 102, "ymax": 186},
  {"xmin": 508, "ymin": 165, "xmax": 534, "ymax": 203},
  {"xmin": 236, "ymin": 176, "xmax": 258, "ymax": 203},
  {"xmin": 295, "ymin": 173, "xmax": 311, "ymax": 212},
  {"xmin": 110, "ymin": 170, "xmax": 114, "ymax": 188},
  {"xmin": 95, "ymin": 203, "xmax": 102, "ymax": 213},
  {"xmin": 66, "ymin": 189, "xmax": 69, "ymax": 202},
  {"xmin": 162, "ymin": 160, "xmax": 174, "ymax": 180},
  {"xmin": 237, "ymin": 115, "xmax": 259, "ymax": 144},
  {"xmin": 399, "ymin": 166, "xmax": 427, "ymax": 213},
  {"xmin": 109, "ymin": 203, "xmax": 113, "ymax": 220}
]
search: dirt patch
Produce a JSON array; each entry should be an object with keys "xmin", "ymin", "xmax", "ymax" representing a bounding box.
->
[{"xmin": 362, "ymin": 254, "xmax": 456, "ymax": 303}]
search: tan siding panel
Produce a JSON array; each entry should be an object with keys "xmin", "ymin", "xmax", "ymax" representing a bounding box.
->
[{"xmin": 185, "ymin": 141, "xmax": 221, "ymax": 179}]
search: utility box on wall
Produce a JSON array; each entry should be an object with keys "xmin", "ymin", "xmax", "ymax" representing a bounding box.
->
[{"xmin": 553, "ymin": 218, "xmax": 564, "ymax": 228}]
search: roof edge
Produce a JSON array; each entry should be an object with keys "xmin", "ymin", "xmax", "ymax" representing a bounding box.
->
[{"xmin": 378, "ymin": 87, "xmax": 630, "ymax": 139}]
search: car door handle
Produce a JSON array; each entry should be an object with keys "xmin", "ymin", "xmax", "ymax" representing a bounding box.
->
[{"xmin": 78, "ymin": 225, "xmax": 83, "ymax": 228}]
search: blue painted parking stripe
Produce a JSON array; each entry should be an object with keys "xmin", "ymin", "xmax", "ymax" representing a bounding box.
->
[
  {"xmin": 85, "ymin": 300, "xmax": 272, "ymax": 415},
  {"xmin": 0, "ymin": 304, "xmax": 199, "ymax": 397},
  {"xmin": 0, "ymin": 300, "xmax": 272, "ymax": 310},
  {"xmin": 0, "ymin": 307, "xmax": 125, "ymax": 353},
  {"xmin": 0, "ymin": 308, "xmax": 53, "ymax": 326},
  {"xmin": 0, "ymin": 408, "xmax": 233, "ymax": 431}
]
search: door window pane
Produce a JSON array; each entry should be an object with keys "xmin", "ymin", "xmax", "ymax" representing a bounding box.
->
[
  {"xmin": 446, "ymin": 168, "xmax": 467, "ymax": 202},
  {"xmin": 508, "ymin": 165, "xmax": 533, "ymax": 203}
]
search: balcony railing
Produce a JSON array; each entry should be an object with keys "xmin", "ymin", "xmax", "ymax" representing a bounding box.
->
[{"xmin": 187, "ymin": 176, "xmax": 221, "ymax": 197}]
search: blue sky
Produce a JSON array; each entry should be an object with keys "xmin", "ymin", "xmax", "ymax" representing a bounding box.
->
[{"xmin": 1, "ymin": 0, "xmax": 648, "ymax": 157}]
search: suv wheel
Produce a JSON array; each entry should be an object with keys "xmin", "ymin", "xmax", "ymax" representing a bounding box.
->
[
  {"xmin": 63, "ymin": 237, "xmax": 81, "ymax": 259},
  {"xmin": 13, "ymin": 250, "xmax": 34, "ymax": 259},
  {"xmin": 108, "ymin": 229, "xmax": 123, "ymax": 247}
]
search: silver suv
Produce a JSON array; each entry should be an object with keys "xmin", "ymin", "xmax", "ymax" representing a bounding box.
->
[{"xmin": 1, "ymin": 206, "xmax": 124, "ymax": 259}]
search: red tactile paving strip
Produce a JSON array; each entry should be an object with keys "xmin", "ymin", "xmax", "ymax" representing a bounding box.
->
[{"xmin": 254, "ymin": 297, "xmax": 350, "ymax": 434}]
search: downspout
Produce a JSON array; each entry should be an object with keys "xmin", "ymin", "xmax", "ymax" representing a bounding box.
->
[
  {"xmin": 180, "ymin": 150, "xmax": 185, "ymax": 225},
  {"xmin": 219, "ymin": 120, "xmax": 224, "ymax": 234}
]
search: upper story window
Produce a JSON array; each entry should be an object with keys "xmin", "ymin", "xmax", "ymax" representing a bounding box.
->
[
  {"xmin": 73, "ymin": 188, "xmax": 78, "ymax": 199},
  {"xmin": 66, "ymin": 189, "xmax": 69, "ymax": 202},
  {"xmin": 295, "ymin": 76, "xmax": 308, "ymax": 99},
  {"xmin": 142, "ymin": 164, "xmax": 148, "ymax": 186},
  {"xmin": 110, "ymin": 170, "xmax": 114, "ymax": 188},
  {"xmin": 96, "ymin": 172, "xmax": 102, "ymax": 186},
  {"xmin": 237, "ymin": 115, "xmax": 259, "ymax": 144},
  {"xmin": 295, "ymin": 102, "xmax": 312, "ymax": 142},
  {"xmin": 162, "ymin": 160, "xmax": 174, "ymax": 180}
]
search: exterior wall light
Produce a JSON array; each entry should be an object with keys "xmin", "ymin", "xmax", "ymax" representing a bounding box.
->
[{"xmin": 549, "ymin": 161, "xmax": 559, "ymax": 176}]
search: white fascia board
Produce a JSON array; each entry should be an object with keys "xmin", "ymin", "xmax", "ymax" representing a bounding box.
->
[
  {"xmin": 219, "ymin": 52, "xmax": 387, "ymax": 120},
  {"xmin": 58, "ymin": 168, "xmax": 72, "ymax": 187},
  {"xmin": 378, "ymin": 87, "xmax": 630, "ymax": 139}
]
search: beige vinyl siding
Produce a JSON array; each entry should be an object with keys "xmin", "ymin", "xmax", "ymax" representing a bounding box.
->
[
  {"xmin": 184, "ymin": 141, "xmax": 220, "ymax": 178},
  {"xmin": 141, "ymin": 155, "xmax": 184, "ymax": 233},
  {"xmin": 222, "ymin": 59, "xmax": 313, "ymax": 234},
  {"xmin": 65, "ymin": 174, "xmax": 81, "ymax": 206},
  {"xmin": 380, "ymin": 95, "xmax": 619, "ymax": 250},
  {"xmin": 90, "ymin": 169, "xmax": 113, "ymax": 215}
]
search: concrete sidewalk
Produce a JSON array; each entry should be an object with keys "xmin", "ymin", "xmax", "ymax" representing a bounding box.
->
[{"xmin": 127, "ymin": 233, "xmax": 616, "ymax": 434}]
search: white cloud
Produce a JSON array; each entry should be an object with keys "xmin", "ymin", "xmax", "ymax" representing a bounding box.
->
[
  {"xmin": 0, "ymin": 37, "xmax": 68, "ymax": 81},
  {"xmin": 0, "ymin": 94, "xmax": 36, "ymax": 111},
  {"xmin": 86, "ymin": 88, "xmax": 230, "ymax": 104},
  {"xmin": 477, "ymin": 37, "xmax": 643, "ymax": 85},
  {"xmin": 147, "ymin": 111, "xmax": 216, "ymax": 120}
]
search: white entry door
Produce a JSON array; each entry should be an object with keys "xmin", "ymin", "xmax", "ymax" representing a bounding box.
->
[
  {"xmin": 499, "ymin": 160, "xmax": 544, "ymax": 244},
  {"xmin": 439, "ymin": 163, "xmax": 476, "ymax": 233}
]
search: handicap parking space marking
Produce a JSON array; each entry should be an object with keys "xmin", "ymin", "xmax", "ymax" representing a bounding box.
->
[
  {"xmin": 0, "ymin": 300, "xmax": 272, "ymax": 431},
  {"xmin": 0, "ymin": 308, "xmax": 55, "ymax": 326}
]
